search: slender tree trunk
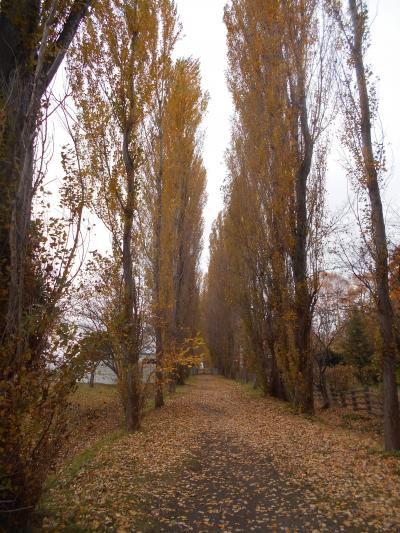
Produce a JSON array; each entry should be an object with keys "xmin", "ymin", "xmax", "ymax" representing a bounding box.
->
[
  {"xmin": 269, "ymin": 211, "xmax": 290, "ymax": 402},
  {"xmin": 154, "ymin": 361, "xmax": 164, "ymax": 408},
  {"xmin": 270, "ymin": 347, "xmax": 287, "ymax": 401},
  {"xmin": 349, "ymin": 0, "xmax": 400, "ymax": 450},
  {"xmin": 176, "ymin": 362, "xmax": 189, "ymax": 386},
  {"xmin": 319, "ymin": 364, "xmax": 330, "ymax": 409},
  {"xmin": 169, "ymin": 170, "xmax": 189, "ymax": 382},
  {"xmin": 123, "ymin": 364, "xmax": 142, "ymax": 432},
  {"xmin": 121, "ymin": 210, "xmax": 141, "ymax": 432},
  {"xmin": 121, "ymin": 115, "xmax": 141, "ymax": 432},
  {"xmin": 291, "ymin": 66, "xmax": 314, "ymax": 414},
  {"xmin": 89, "ymin": 365, "xmax": 96, "ymax": 387},
  {"xmin": 264, "ymin": 293, "xmax": 287, "ymax": 401},
  {"xmin": 154, "ymin": 127, "xmax": 164, "ymax": 408},
  {"xmin": 121, "ymin": 202, "xmax": 141, "ymax": 432}
]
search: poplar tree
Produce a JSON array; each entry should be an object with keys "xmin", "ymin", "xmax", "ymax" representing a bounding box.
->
[
  {"xmin": 69, "ymin": 0, "xmax": 158, "ymax": 431},
  {"xmin": 327, "ymin": 0, "xmax": 400, "ymax": 449},
  {"xmin": 219, "ymin": 0, "xmax": 334, "ymax": 412},
  {"xmin": 146, "ymin": 56, "xmax": 207, "ymax": 402}
]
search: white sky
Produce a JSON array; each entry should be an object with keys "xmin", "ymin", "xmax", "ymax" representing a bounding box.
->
[
  {"xmin": 174, "ymin": 0, "xmax": 400, "ymax": 267},
  {"xmin": 174, "ymin": 0, "xmax": 233, "ymax": 267}
]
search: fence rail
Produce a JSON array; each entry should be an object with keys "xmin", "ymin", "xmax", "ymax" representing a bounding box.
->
[
  {"xmin": 203, "ymin": 367, "xmax": 388, "ymax": 417},
  {"xmin": 315, "ymin": 387, "xmax": 384, "ymax": 416},
  {"xmin": 235, "ymin": 370, "xmax": 386, "ymax": 416}
]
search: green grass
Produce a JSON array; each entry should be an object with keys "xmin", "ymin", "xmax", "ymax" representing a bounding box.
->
[
  {"xmin": 368, "ymin": 447, "xmax": 400, "ymax": 459},
  {"xmin": 71, "ymin": 383, "xmax": 119, "ymax": 409}
]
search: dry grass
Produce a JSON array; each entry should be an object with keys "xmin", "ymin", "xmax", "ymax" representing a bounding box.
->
[{"xmin": 70, "ymin": 383, "xmax": 120, "ymax": 409}]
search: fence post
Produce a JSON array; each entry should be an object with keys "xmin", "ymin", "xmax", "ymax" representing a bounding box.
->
[
  {"xmin": 364, "ymin": 388, "xmax": 372, "ymax": 414},
  {"xmin": 351, "ymin": 390, "xmax": 358, "ymax": 411},
  {"xmin": 326, "ymin": 383, "xmax": 333, "ymax": 408},
  {"xmin": 340, "ymin": 391, "xmax": 347, "ymax": 408}
]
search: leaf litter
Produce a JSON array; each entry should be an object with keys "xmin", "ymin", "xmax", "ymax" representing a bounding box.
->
[{"xmin": 41, "ymin": 376, "xmax": 400, "ymax": 532}]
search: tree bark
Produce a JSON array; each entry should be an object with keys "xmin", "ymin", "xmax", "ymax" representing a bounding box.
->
[
  {"xmin": 0, "ymin": 0, "xmax": 92, "ymax": 363},
  {"xmin": 349, "ymin": 0, "xmax": 400, "ymax": 450},
  {"xmin": 121, "ymin": 120, "xmax": 141, "ymax": 433},
  {"xmin": 291, "ymin": 69, "xmax": 314, "ymax": 414},
  {"xmin": 154, "ymin": 125, "xmax": 165, "ymax": 409},
  {"xmin": 89, "ymin": 365, "xmax": 96, "ymax": 388},
  {"xmin": 269, "ymin": 347, "xmax": 287, "ymax": 401},
  {"xmin": 0, "ymin": 2, "xmax": 91, "ymax": 525},
  {"xmin": 318, "ymin": 362, "xmax": 330, "ymax": 409}
]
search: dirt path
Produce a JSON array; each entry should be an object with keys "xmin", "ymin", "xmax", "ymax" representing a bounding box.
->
[{"xmin": 43, "ymin": 376, "xmax": 400, "ymax": 532}]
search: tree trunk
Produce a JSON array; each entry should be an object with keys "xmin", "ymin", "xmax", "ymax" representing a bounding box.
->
[
  {"xmin": 120, "ymin": 110, "xmax": 142, "ymax": 432},
  {"xmin": 176, "ymin": 363, "xmax": 188, "ymax": 386},
  {"xmin": 154, "ymin": 125, "xmax": 164, "ymax": 409},
  {"xmin": 0, "ymin": 2, "xmax": 91, "ymax": 525},
  {"xmin": 319, "ymin": 365, "xmax": 330, "ymax": 410},
  {"xmin": 292, "ymin": 72, "xmax": 314, "ymax": 414},
  {"xmin": 349, "ymin": 0, "xmax": 400, "ymax": 450},
  {"xmin": 155, "ymin": 375, "xmax": 164, "ymax": 408},
  {"xmin": 270, "ymin": 348, "xmax": 287, "ymax": 401},
  {"xmin": 124, "ymin": 364, "xmax": 141, "ymax": 432},
  {"xmin": 89, "ymin": 365, "xmax": 96, "ymax": 387},
  {"xmin": 120, "ymin": 209, "xmax": 142, "ymax": 432}
]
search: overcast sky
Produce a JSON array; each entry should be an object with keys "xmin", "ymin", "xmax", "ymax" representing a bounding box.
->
[
  {"xmin": 174, "ymin": 0, "xmax": 232, "ymax": 266},
  {"xmin": 174, "ymin": 0, "xmax": 400, "ymax": 266}
]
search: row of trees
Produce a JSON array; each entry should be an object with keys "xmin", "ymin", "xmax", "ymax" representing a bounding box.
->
[
  {"xmin": 0, "ymin": 0, "xmax": 206, "ymax": 528},
  {"xmin": 203, "ymin": 0, "xmax": 400, "ymax": 451}
]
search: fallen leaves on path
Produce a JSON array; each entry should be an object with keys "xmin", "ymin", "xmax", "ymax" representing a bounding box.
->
[{"xmin": 41, "ymin": 377, "xmax": 400, "ymax": 532}]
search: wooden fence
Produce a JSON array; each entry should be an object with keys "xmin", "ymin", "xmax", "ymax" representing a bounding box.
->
[
  {"xmin": 314, "ymin": 387, "xmax": 384, "ymax": 416},
  {"xmin": 235, "ymin": 370, "xmax": 386, "ymax": 416},
  {"xmin": 204, "ymin": 368, "xmax": 387, "ymax": 417}
]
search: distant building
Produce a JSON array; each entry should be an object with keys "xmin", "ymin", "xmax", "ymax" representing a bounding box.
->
[{"xmin": 83, "ymin": 352, "xmax": 156, "ymax": 385}]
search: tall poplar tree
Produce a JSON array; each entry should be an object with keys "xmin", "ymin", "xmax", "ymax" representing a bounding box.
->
[
  {"xmin": 216, "ymin": 0, "xmax": 334, "ymax": 412},
  {"xmin": 69, "ymin": 0, "xmax": 158, "ymax": 432},
  {"xmin": 145, "ymin": 0, "xmax": 181, "ymax": 408},
  {"xmin": 327, "ymin": 0, "xmax": 400, "ymax": 450},
  {"xmin": 146, "ymin": 56, "xmax": 207, "ymax": 402}
]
